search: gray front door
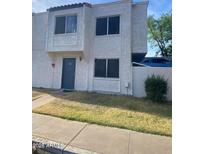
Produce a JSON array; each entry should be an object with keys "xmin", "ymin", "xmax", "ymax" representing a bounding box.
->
[{"xmin": 61, "ymin": 58, "xmax": 76, "ymax": 89}]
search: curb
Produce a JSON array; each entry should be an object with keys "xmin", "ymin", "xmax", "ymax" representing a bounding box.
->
[{"xmin": 32, "ymin": 136, "xmax": 99, "ymax": 154}]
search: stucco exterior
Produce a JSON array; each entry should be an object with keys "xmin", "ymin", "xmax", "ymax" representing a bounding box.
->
[
  {"xmin": 46, "ymin": 7, "xmax": 85, "ymax": 52},
  {"xmin": 32, "ymin": 0, "xmax": 148, "ymax": 95},
  {"xmin": 132, "ymin": 67, "xmax": 172, "ymax": 100}
]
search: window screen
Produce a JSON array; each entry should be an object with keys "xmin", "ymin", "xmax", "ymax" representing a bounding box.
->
[
  {"xmin": 66, "ymin": 15, "xmax": 77, "ymax": 33},
  {"xmin": 108, "ymin": 16, "xmax": 120, "ymax": 34},
  {"xmin": 55, "ymin": 16, "xmax": 66, "ymax": 34},
  {"xmin": 96, "ymin": 18, "xmax": 107, "ymax": 35},
  {"xmin": 107, "ymin": 59, "xmax": 119, "ymax": 78},
  {"xmin": 94, "ymin": 59, "xmax": 106, "ymax": 77}
]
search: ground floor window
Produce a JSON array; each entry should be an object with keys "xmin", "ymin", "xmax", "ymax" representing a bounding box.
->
[
  {"xmin": 94, "ymin": 59, "xmax": 119, "ymax": 78},
  {"xmin": 94, "ymin": 59, "xmax": 106, "ymax": 77}
]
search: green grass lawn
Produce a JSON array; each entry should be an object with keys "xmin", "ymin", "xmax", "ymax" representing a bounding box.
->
[{"xmin": 32, "ymin": 90, "xmax": 172, "ymax": 136}]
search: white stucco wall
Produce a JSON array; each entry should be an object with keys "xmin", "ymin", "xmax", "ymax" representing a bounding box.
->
[
  {"xmin": 32, "ymin": 12, "xmax": 53, "ymax": 88},
  {"xmin": 32, "ymin": 13, "xmax": 88, "ymax": 90},
  {"xmin": 46, "ymin": 7, "xmax": 85, "ymax": 52},
  {"xmin": 32, "ymin": 1, "xmax": 150, "ymax": 96},
  {"xmin": 131, "ymin": 1, "xmax": 148, "ymax": 53},
  {"xmin": 50, "ymin": 52, "xmax": 88, "ymax": 90},
  {"xmin": 133, "ymin": 67, "xmax": 172, "ymax": 100},
  {"xmin": 83, "ymin": 5, "xmax": 92, "ymax": 61},
  {"xmin": 87, "ymin": 1, "xmax": 134, "ymax": 95},
  {"xmin": 93, "ymin": 78, "xmax": 120, "ymax": 93}
]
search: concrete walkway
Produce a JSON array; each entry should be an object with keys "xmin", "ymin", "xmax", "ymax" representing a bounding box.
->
[
  {"xmin": 32, "ymin": 94, "xmax": 56, "ymax": 109},
  {"xmin": 32, "ymin": 113, "xmax": 172, "ymax": 154}
]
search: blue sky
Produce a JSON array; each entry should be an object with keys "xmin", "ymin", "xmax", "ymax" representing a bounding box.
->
[
  {"xmin": 32, "ymin": 0, "xmax": 171, "ymax": 17},
  {"xmin": 32, "ymin": 0, "xmax": 172, "ymax": 56}
]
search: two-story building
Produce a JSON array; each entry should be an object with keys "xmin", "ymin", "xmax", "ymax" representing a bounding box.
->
[{"xmin": 32, "ymin": 0, "xmax": 148, "ymax": 95}]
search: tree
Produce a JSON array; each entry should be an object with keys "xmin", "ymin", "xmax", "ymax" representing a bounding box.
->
[{"xmin": 148, "ymin": 13, "xmax": 172, "ymax": 57}]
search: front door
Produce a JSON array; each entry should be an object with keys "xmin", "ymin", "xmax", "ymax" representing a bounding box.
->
[{"xmin": 61, "ymin": 58, "xmax": 76, "ymax": 90}]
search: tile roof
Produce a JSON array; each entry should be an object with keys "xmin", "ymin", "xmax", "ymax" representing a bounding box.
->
[{"xmin": 47, "ymin": 3, "xmax": 92, "ymax": 12}]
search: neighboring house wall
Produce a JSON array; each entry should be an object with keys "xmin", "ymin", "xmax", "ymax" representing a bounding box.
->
[{"xmin": 132, "ymin": 67, "xmax": 172, "ymax": 100}]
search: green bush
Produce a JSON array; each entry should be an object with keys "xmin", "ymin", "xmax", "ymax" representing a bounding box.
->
[{"xmin": 145, "ymin": 74, "xmax": 168, "ymax": 103}]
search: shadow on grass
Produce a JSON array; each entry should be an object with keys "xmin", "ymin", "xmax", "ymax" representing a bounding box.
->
[{"xmin": 33, "ymin": 87, "xmax": 172, "ymax": 119}]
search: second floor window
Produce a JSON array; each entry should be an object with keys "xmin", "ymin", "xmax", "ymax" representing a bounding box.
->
[
  {"xmin": 96, "ymin": 16, "xmax": 120, "ymax": 36},
  {"xmin": 55, "ymin": 15, "xmax": 77, "ymax": 34},
  {"xmin": 55, "ymin": 16, "xmax": 66, "ymax": 34},
  {"xmin": 66, "ymin": 16, "xmax": 77, "ymax": 33}
]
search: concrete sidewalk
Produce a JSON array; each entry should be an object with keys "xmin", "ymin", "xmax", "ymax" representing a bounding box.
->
[
  {"xmin": 32, "ymin": 94, "xmax": 56, "ymax": 109},
  {"xmin": 32, "ymin": 113, "xmax": 172, "ymax": 154}
]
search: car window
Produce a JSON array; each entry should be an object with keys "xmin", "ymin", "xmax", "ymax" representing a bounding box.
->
[
  {"xmin": 152, "ymin": 59, "xmax": 168, "ymax": 63},
  {"xmin": 143, "ymin": 60, "xmax": 149, "ymax": 63}
]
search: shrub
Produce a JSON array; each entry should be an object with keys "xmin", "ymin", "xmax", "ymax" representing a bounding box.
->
[{"xmin": 145, "ymin": 74, "xmax": 168, "ymax": 103}]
